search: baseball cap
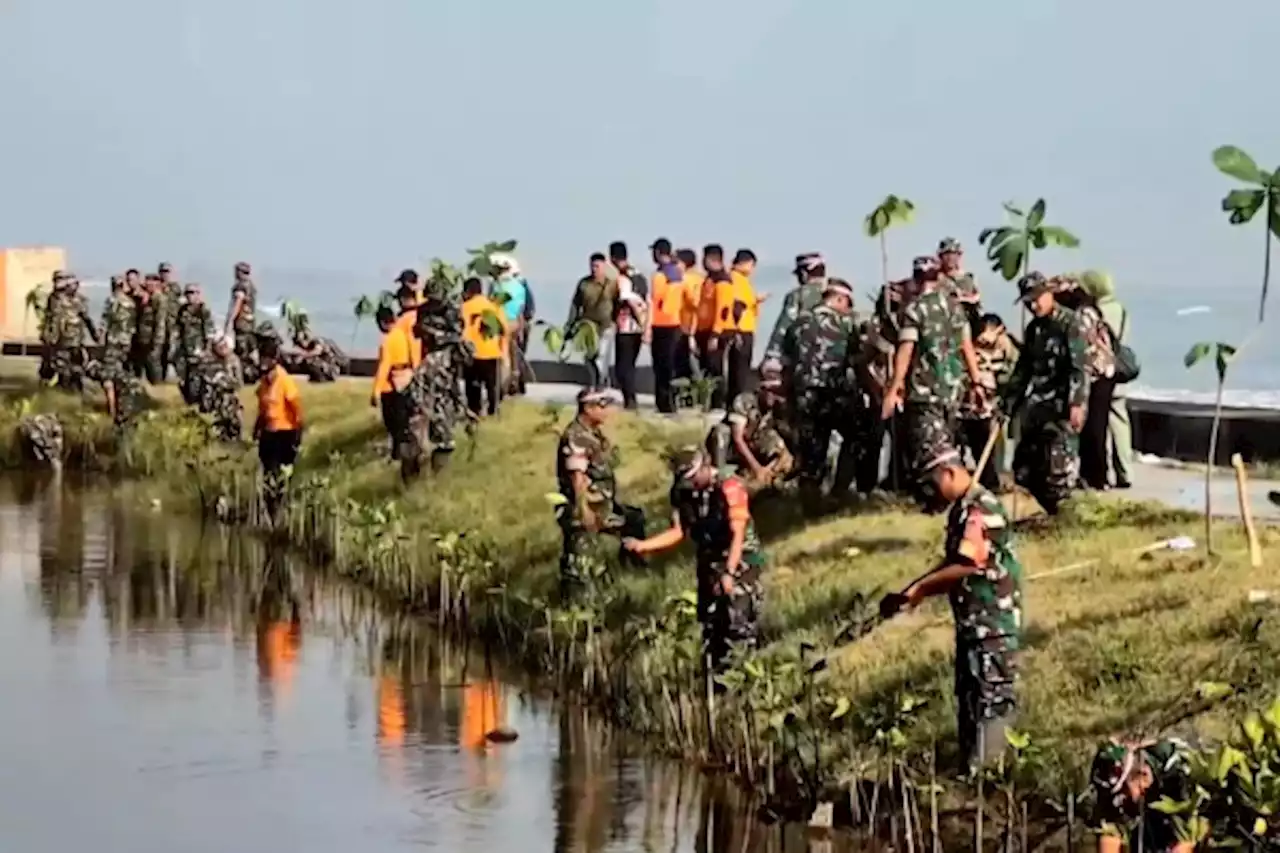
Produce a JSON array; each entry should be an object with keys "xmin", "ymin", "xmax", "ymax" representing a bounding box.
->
[
  {"xmin": 937, "ymin": 237, "xmax": 963, "ymax": 254},
  {"xmin": 913, "ymin": 256, "xmax": 940, "ymax": 276},
  {"xmin": 649, "ymin": 237, "xmax": 673, "ymax": 255},
  {"xmin": 823, "ymin": 278, "xmax": 855, "ymax": 300},
  {"xmin": 1016, "ymin": 271, "xmax": 1052, "ymax": 303},
  {"xmin": 396, "ymin": 269, "xmax": 419, "ymax": 285},
  {"xmin": 794, "ymin": 252, "xmax": 825, "ymax": 273}
]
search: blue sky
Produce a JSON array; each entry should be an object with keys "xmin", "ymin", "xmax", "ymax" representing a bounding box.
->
[{"xmin": 2, "ymin": 0, "xmax": 1277, "ymax": 297}]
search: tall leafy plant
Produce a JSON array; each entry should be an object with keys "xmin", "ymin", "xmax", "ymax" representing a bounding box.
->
[
  {"xmin": 863, "ymin": 195, "xmax": 916, "ymax": 286},
  {"xmin": 351, "ymin": 295, "xmax": 375, "ymax": 347},
  {"xmin": 1212, "ymin": 146, "xmax": 1280, "ymax": 323},
  {"xmin": 1184, "ymin": 340, "xmax": 1237, "ymax": 555},
  {"xmin": 978, "ymin": 199, "xmax": 1080, "ymax": 282}
]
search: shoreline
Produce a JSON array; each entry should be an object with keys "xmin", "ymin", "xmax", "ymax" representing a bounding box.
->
[{"xmin": 1, "ymin": 373, "xmax": 1278, "ymax": 847}]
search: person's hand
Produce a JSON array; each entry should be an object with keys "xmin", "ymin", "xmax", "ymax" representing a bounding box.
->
[
  {"xmin": 642, "ymin": 328, "xmax": 652, "ymax": 346},
  {"xmin": 707, "ymin": 336, "xmax": 719, "ymax": 354},
  {"xmin": 581, "ymin": 508, "xmax": 600, "ymax": 532},
  {"xmin": 1069, "ymin": 404, "xmax": 1085, "ymax": 433},
  {"xmin": 880, "ymin": 387, "xmax": 902, "ymax": 421},
  {"xmin": 621, "ymin": 537, "xmax": 643, "ymax": 554},
  {"xmin": 370, "ymin": 395, "xmax": 379, "ymax": 408},
  {"xmin": 879, "ymin": 591, "xmax": 909, "ymax": 619},
  {"xmin": 717, "ymin": 573, "xmax": 736, "ymax": 596}
]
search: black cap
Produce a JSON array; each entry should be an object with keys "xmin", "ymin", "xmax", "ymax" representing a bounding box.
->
[
  {"xmin": 608, "ymin": 241, "xmax": 628, "ymax": 262},
  {"xmin": 650, "ymin": 237, "xmax": 673, "ymax": 255},
  {"xmin": 396, "ymin": 269, "xmax": 419, "ymax": 285},
  {"xmin": 733, "ymin": 248, "xmax": 757, "ymax": 266}
]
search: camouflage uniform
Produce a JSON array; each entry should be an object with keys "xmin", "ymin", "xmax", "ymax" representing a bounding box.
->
[
  {"xmin": 960, "ymin": 331, "xmax": 1018, "ymax": 490},
  {"xmin": 194, "ymin": 352, "xmax": 244, "ymax": 441},
  {"xmin": 1003, "ymin": 292, "xmax": 1088, "ymax": 514},
  {"xmin": 899, "ymin": 285, "xmax": 970, "ymax": 480},
  {"xmin": 40, "ymin": 279, "xmax": 96, "ymax": 391},
  {"xmin": 780, "ymin": 303, "xmax": 858, "ymax": 489},
  {"xmin": 86, "ymin": 357, "xmax": 147, "ymax": 432},
  {"xmin": 100, "ymin": 287, "xmax": 137, "ymax": 380},
  {"xmin": 1090, "ymin": 739, "xmax": 1192, "ymax": 852},
  {"xmin": 174, "ymin": 300, "xmax": 214, "ymax": 403},
  {"xmin": 18, "ymin": 414, "xmax": 64, "ymax": 468},
  {"xmin": 555, "ymin": 414, "xmax": 646, "ymax": 597},
  {"xmin": 671, "ymin": 471, "xmax": 767, "ymax": 671},
  {"xmin": 763, "ymin": 279, "xmax": 825, "ymax": 365},
  {"xmin": 404, "ymin": 306, "xmax": 473, "ymax": 471},
  {"xmin": 292, "ymin": 330, "xmax": 348, "ymax": 383},
  {"xmin": 134, "ymin": 286, "xmax": 172, "ymax": 384},
  {"xmin": 866, "ymin": 280, "xmax": 916, "ymax": 490},
  {"xmin": 944, "ymin": 486, "xmax": 1023, "ymax": 770},
  {"xmin": 230, "ymin": 277, "xmax": 260, "ymax": 381},
  {"xmin": 706, "ymin": 390, "xmax": 792, "ymax": 482}
]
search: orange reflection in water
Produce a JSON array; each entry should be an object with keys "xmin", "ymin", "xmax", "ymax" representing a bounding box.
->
[
  {"xmin": 256, "ymin": 618, "xmax": 302, "ymax": 707},
  {"xmin": 460, "ymin": 679, "xmax": 505, "ymax": 792}
]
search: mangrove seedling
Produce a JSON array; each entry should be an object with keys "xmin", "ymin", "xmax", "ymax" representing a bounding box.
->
[
  {"xmin": 978, "ymin": 199, "xmax": 1080, "ymax": 282},
  {"xmin": 351, "ymin": 295, "xmax": 375, "ymax": 346},
  {"xmin": 537, "ymin": 320, "xmax": 601, "ymax": 379},
  {"xmin": 1212, "ymin": 145, "xmax": 1280, "ymax": 323},
  {"xmin": 864, "ymin": 194, "xmax": 917, "ymax": 285},
  {"xmin": 1184, "ymin": 340, "xmax": 1237, "ymax": 554}
]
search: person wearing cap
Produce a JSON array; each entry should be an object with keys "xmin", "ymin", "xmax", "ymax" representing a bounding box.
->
[
  {"xmin": 779, "ymin": 277, "xmax": 860, "ymax": 500},
  {"xmin": 623, "ymin": 446, "xmax": 767, "ymax": 672},
  {"xmin": 706, "ymin": 365, "xmax": 793, "ymax": 488},
  {"xmin": 134, "ymin": 273, "xmax": 175, "ymax": 385},
  {"xmin": 192, "ymin": 331, "xmax": 244, "ymax": 441},
  {"xmin": 764, "ymin": 252, "xmax": 828, "ymax": 366},
  {"xmin": 253, "ymin": 337, "xmax": 304, "ymax": 522},
  {"xmin": 487, "ymin": 255, "xmax": 531, "ymax": 396},
  {"xmin": 1089, "ymin": 739, "xmax": 1193, "ymax": 853},
  {"xmin": 722, "ymin": 249, "xmax": 766, "ymax": 405},
  {"xmin": 879, "ymin": 452, "xmax": 1023, "ymax": 773},
  {"xmin": 373, "ymin": 286, "xmax": 426, "ymax": 466},
  {"xmin": 395, "ymin": 269, "xmax": 426, "ymax": 307},
  {"xmin": 555, "ymin": 386, "xmax": 646, "ymax": 599},
  {"xmin": 157, "ymin": 263, "xmax": 183, "ymax": 377},
  {"xmin": 39, "ymin": 270, "xmax": 97, "ymax": 392},
  {"xmin": 566, "ymin": 253, "xmax": 620, "ymax": 388},
  {"xmin": 609, "ymin": 241, "xmax": 647, "ymax": 410},
  {"xmin": 99, "ymin": 273, "xmax": 139, "ymax": 404},
  {"xmin": 937, "ymin": 238, "xmax": 982, "ymax": 330},
  {"xmin": 1001, "ymin": 271, "xmax": 1088, "ymax": 515},
  {"xmin": 648, "ymin": 238, "xmax": 685, "ymax": 414},
  {"xmin": 174, "ymin": 283, "xmax": 215, "ymax": 403},
  {"xmin": 1081, "ymin": 270, "xmax": 1134, "ymax": 489},
  {"xmin": 400, "ymin": 300, "xmax": 474, "ymax": 477},
  {"xmin": 959, "ymin": 313, "xmax": 1018, "ymax": 491},
  {"xmin": 880, "ymin": 255, "xmax": 984, "ymax": 497},
  {"xmin": 224, "ymin": 262, "xmax": 260, "ymax": 381},
  {"xmin": 1068, "ymin": 272, "xmax": 1120, "ymax": 491},
  {"xmin": 291, "ymin": 323, "xmax": 347, "ymax": 383}
]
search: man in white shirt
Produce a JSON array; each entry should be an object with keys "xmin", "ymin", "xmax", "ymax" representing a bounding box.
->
[{"xmin": 609, "ymin": 241, "xmax": 647, "ymax": 410}]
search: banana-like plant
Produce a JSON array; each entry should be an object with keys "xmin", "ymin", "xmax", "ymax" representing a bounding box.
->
[
  {"xmin": 1212, "ymin": 145, "xmax": 1280, "ymax": 323},
  {"xmin": 351, "ymin": 295, "xmax": 375, "ymax": 347},
  {"xmin": 1184, "ymin": 340, "xmax": 1238, "ymax": 555},
  {"xmin": 863, "ymin": 195, "xmax": 916, "ymax": 285},
  {"xmin": 978, "ymin": 199, "xmax": 1080, "ymax": 282}
]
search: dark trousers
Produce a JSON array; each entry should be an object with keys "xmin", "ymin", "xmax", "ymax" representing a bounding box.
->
[
  {"xmin": 614, "ymin": 332, "xmax": 642, "ymax": 409},
  {"xmin": 724, "ymin": 332, "xmax": 753, "ymax": 405},
  {"xmin": 1080, "ymin": 375, "xmax": 1116, "ymax": 488},
  {"xmin": 464, "ymin": 358, "xmax": 501, "ymax": 416},
  {"xmin": 674, "ymin": 334, "xmax": 694, "ymax": 380},
  {"xmin": 650, "ymin": 326, "xmax": 681, "ymax": 414},
  {"xmin": 961, "ymin": 417, "xmax": 1002, "ymax": 491},
  {"xmin": 258, "ymin": 429, "xmax": 300, "ymax": 521}
]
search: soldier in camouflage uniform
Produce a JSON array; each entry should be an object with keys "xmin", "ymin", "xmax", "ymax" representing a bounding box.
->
[
  {"xmin": 174, "ymin": 283, "xmax": 215, "ymax": 404},
  {"xmin": 960, "ymin": 314, "xmax": 1018, "ymax": 491},
  {"xmin": 226, "ymin": 261, "xmax": 260, "ymax": 382},
  {"xmin": 624, "ymin": 446, "xmax": 767, "ymax": 672},
  {"xmin": 881, "ymin": 452, "xmax": 1023, "ymax": 771},
  {"xmin": 97, "ymin": 276, "xmax": 142, "ymax": 425},
  {"xmin": 158, "ymin": 263, "xmax": 182, "ymax": 375},
  {"xmin": 1090, "ymin": 739, "xmax": 1194, "ymax": 853},
  {"xmin": 1002, "ymin": 272, "xmax": 1088, "ymax": 515},
  {"xmin": 555, "ymin": 387, "xmax": 646, "ymax": 600},
  {"xmin": 864, "ymin": 273, "xmax": 919, "ymax": 492},
  {"xmin": 39, "ymin": 271, "xmax": 98, "ymax": 392},
  {"xmin": 706, "ymin": 366, "xmax": 793, "ymax": 488},
  {"xmin": 938, "ymin": 237, "xmax": 983, "ymax": 333},
  {"xmin": 880, "ymin": 256, "xmax": 983, "ymax": 498},
  {"xmin": 779, "ymin": 278, "xmax": 860, "ymax": 497},
  {"xmin": 291, "ymin": 325, "xmax": 348, "ymax": 383},
  {"xmin": 133, "ymin": 274, "xmax": 173, "ymax": 384},
  {"xmin": 403, "ymin": 302, "xmax": 473, "ymax": 476},
  {"xmin": 18, "ymin": 414, "xmax": 65, "ymax": 471},
  {"xmin": 763, "ymin": 252, "xmax": 827, "ymax": 365},
  {"xmin": 194, "ymin": 333, "xmax": 244, "ymax": 441}
]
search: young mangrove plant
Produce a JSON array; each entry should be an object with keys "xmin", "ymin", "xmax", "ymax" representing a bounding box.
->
[
  {"xmin": 1212, "ymin": 145, "xmax": 1280, "ymax": 323},
  {"xmin": 864, "ymin": 194, "xmax": 917, "ymax": 287},
  {"xmin": 1183, "ymin": 340, "xmax": 1237, "ymax": 555},
  {"xmin": 978, "ymin": 199, "xmax": 1080, "ymax": 283}
]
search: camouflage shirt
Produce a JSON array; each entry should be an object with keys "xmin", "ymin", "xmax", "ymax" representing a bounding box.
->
[
  {"xmin": 1002, "ymin": 304, "xmax": 1088, "ymax": 424},
  {"xmin": 136, "ymin": 290, "xmax": 171, "ymax": 347},
  {"xmin": 962, "ymin": 333, "xmax": 1018, "ymax": 419},
  {"xmin": 943, "ymin": 488, "xmax": 1023, "ymax": 652},
  {"xmin": 557, "ymin": 415, "xmax": 620, "ymax": 516},
  {"xmin": 942, "ymin": 271, "xmax": 981, "ymax": 308},
  {"xmin": 723, "ymin": 391, "xmax": 788, "ymax": 459},
  {"xmin": 781, "ymin": 304, "xmax": 857, "ymax": 391},
  {"xmin": 1090, "ymin": 739, "xmax": 1192, "ymax": 852},
  {"xmin": 763, "ymin": 281, "xmax": 825, "ymax": 363},
  {"xmin": 899, "ymin": 286, "xmax": 970, "ymax": 407},
  {"xmin": 175, "ymin": 301, "xmax": 214, "ymax": 359},
  {"xmin": 671, "ymin": 475, "xmax": 766, "ymax": 573},
  {"xmin": 41, "ymin": 290, "xmax": 93, "ymax": 348},
  {"xmin": 231, "ymin": 279, "xmax": 257, "ymax": 334},
  {"xmin": 101, "ymin": 291, "xmax": 138, "ymax": 350},
  {"xmin": 1076, "ymin": 304, "xmax": 1116, "ymax": 380}
]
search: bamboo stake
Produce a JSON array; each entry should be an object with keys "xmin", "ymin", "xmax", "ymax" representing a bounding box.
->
[
  {"xmin": 1231, "ymin": 453, "xmax": 1263, "ymax": 568},
  {"xmin": 1026, "ymin": 539, "xmax": 1183, "ymax": 582}
]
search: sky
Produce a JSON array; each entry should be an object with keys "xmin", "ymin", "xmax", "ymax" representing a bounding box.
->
[{"xmin": 1, "ymin": 0, "xmax": 1278, "ymax": 299}]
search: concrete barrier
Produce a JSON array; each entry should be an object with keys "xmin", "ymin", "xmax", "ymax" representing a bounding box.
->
[{"xmin": 5, "ymin": 341, "xmax": 1275, "ymax": 466}]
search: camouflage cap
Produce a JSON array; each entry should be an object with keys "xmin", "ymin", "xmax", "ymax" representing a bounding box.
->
[
  {"xmin": 793, "ymin": 252, "xmax": 825, "ymax": 273},
  {"xmin": 577, "ymin": 386, "xmax": 622, "ymax": 407},
  {"xmin": 937, "ymin": 237, "xmax": 963, "ymax": 254},
  {"xmin": 668, "ymin": 445, "xmax": 707, "ymax": 480},
  {"xmin": 158, "ymin": 262, "xmax": 173, "ymax": 273},
  {"xmin": 1015, "ymin": 271, "xmax": 1052, "ymax": 303},
  {"xmin": 52, "ymin": 270, "xmax": 69, "ymax": 282},
  {"xmin": 823, "ymin": 278, "xmax": 855, "ymax": 300},
  {"xmin": 234, "ymin": 261, "xmax": 251, "ymax": 274},
  {"xmin": 918, "ymin": 448, "xmax": 962, "ymax": 480},
  {"xmin": 912, "ymin": 255, "xmax": 940, "ymax": 276}
]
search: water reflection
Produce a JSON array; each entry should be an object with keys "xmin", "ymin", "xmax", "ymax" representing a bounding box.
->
[{"xmin": 0, "ymin": 479, "xmax": 853, "ymax": 853}]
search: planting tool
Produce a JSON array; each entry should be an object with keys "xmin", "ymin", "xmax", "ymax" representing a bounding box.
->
[
  {"xmin": 1231, "ymin": 453, "xmax": 1263, "ymax": 567},
  {"xmin": 1026, "ymin": 536, "xmax": 1197, "ymax": 581}
]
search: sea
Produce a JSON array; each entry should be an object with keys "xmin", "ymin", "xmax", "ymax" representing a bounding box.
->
[{"xmin": 65, "ymin": 264, "xmax": 1279, "ymax": 409}]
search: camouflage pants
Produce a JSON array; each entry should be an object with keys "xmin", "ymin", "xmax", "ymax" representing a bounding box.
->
[
  {"xmin": 43, "ymin": 346, "xmax": 87, "ymax": 391},
  {"xmin": 234, "ymin": 331, "xmax": 261, "ymax": 383},
  {"xmin": 955, "ymin": 639, "xmax": 1019, "ymax": 772},
  {"xmin": 102, "ymin": 362, "xmax": 147, "ymax": 432},
  {"xmin": 793, "ymin": 388, "xmax": 860, "ymax": 490},
  {"xmin": 698, "ymin": 558, "xmax": 763, "ymax": 672},
  {"xmin": 1012, "ymin": 417, "xmax": 1078, "ymax": 514},
  {"xmin": 199, "ymin": 390, "xmax": 243, "ymax": 442},
  {"xmin": 558, "ymin": 503, "xmax": 646, "ymax": 601},
  {"xmin": 18, "ymin": 414, "xmax": 64, "ymax": 468},
  {"xmin": 830, "ymin": 401, "xmax": 878, "ymax": 495},
  {"xmin": 902, "ymin": 401, "xmax": 961, "ymax": 482},
  {"xmin": 298, "ymin": 355, "xmax": 341, "ymax": 383},
  {"xmin": 705, "ymin": 423, "xmax": 792, "ymax": 483},
  {"xmin": 178, "ymin": 357, "xmax": 203, "ymax": 404}
]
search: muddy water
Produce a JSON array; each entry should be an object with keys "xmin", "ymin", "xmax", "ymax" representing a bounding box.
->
[{"xmin": 0, "ymin": 481, "xmax": 855, "ymax": 853}]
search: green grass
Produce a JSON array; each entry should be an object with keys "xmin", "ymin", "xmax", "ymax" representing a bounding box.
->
[{"xmin": 5, "ymin": 369, "xmax": 1280, "ymax": 838}]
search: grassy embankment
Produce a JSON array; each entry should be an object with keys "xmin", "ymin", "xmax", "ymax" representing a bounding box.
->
[{"xmin": 3, "ymin": 363, "xmax": 1279, "ymax": 843}]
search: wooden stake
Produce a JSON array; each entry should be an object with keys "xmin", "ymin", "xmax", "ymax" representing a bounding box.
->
[{"xmin": 1231, "ymin": 453, "xmax": 1263, "ymax": 568}]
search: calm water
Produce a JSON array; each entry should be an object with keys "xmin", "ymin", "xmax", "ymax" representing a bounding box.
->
[{"xmin": 0, "ymin": 480, "xmax": 851, "ymax": 853}]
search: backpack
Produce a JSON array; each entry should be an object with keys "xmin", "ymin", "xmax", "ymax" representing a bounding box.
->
[
  {"xmin": 1106, "ymin": 309, "xmax": 1141, "ymax": 384},
  {"xmin": 628, "ymin": 271, "xmax": 649, "ymax": 301}
]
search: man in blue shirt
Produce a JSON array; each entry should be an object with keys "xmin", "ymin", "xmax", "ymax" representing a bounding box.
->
[{"xmin": 489, "ymin": 254, "xmax": 531, "ymax": 394}]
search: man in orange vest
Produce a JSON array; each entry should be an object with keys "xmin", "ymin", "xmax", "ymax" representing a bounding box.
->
[
  {"xmin": 372, "ymin": 287, "xmax": 424, "ymax": 471},
  {"xmin": 648, "ymin": 237, "xmax": 685, "ymax": 414},
  {"xmin": 461, "ymin": 277, "xmax": 508, "ymax": 416}
]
